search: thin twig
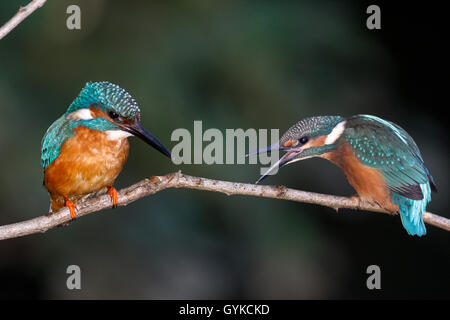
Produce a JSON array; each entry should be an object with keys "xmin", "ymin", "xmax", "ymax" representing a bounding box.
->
[
  {"xmin": 0, "ymin": 0, "xmax": 47, "ymax": 40},
  {"xmin": 0, "ymin": 171, "xmax": 448, "ymax": 240}
]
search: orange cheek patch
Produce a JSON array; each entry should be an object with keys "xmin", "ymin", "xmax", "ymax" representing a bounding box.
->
[
  {"xmin": 302, "ymin": 135, "xmax": 327, "ymax": 149},
  {"xmin": 89, "ymin": 105, "xmax": 112, "ymax": 121},
  {"xmin": 283, "ymin": 139, "xmax": 297, "ymax": 147},
  {"xmin": 89, "ymin": 105, "xmax": 133, "ymax": 126}
]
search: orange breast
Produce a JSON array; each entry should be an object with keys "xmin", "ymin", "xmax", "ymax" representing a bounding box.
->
[
  {"xmin": 44, "ymin": 126, "xmax": 129, "ymax": 210},
  {"xmin": 322, "ymin": 142, "xmax": 398, "ymax": 212}
]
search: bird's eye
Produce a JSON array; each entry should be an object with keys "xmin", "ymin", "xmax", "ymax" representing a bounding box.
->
[
  {"xmin": 108, "ymin": 110, "xmax": 119, "ymax": 120},
  {"xmin": 299, "ymin": 137, "xmax": 309, "ymax": 144}
]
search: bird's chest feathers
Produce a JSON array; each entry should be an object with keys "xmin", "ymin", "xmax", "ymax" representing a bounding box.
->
[
  {"xmin": 67, "ymin": 127, "xmax": 129, "ymax": 167},
  {"xmin": 45, "ymin": 126, "xmax": 129, "ymax": 196},
  {"xmin": 322, "ymin": 142, "xmax": 397, "ymax": 210}
]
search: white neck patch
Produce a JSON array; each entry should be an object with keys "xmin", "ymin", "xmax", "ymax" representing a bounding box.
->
[
  {"xmin": 325, "ymin": 120, "xmax": 346, "ymax": 145},
  {"xmin": 105, "ymin": 130, "xmax": 133, "ymax": 140},
  {"xmin": 66, "ymin": 108, "xmax": 94, "ymax": 121}
]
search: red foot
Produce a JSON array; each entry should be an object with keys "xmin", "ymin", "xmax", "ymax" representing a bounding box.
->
[
  {"xmin": 63, "ymin": 196, "xmax": 77, "ymax": 219},
  {"xmin": 107, "ymin": 186, "xmax": 118, "ymax": 208}
]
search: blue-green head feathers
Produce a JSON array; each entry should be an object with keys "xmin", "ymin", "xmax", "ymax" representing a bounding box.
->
[
  {"xmin": 67, "ymin": 81, "xmax": 141, "ymax": 122},
  {"xmin": 280, "ymin": 116, "xmax": 345, "ymax": 144},
  {"xmin": 254, "ymin": 116, "xmax": 346, "ymax": 183},
  {"xmin": 276, "ymin": 116, "xmax": 346, "ymax": 159}
]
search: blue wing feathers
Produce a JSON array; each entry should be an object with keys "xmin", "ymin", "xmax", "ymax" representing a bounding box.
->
[
  {"xmin": 41, "ymin": 115, "xmax": 77, "ymax": 169},
  {"xmin": 346, "ymin": 115, "xmax": 435, "ymax": 236},
  {"xmin": 42, "ymin": 116, "xmax": 66, "ymax": 169}
]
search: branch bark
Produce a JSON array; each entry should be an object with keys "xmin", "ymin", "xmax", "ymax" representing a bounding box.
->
[
  {"xmin": 0, "ymin": 171, "xmax": 448, "ymax": 240},
  {"xmin": 0, "ymin": 0, "xmax": 47, "ymax": 40}
]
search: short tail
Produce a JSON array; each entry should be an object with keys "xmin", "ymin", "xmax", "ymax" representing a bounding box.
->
[{"xmin": 391, "ymin": 183, "xmax": 431, "ymax": 236}]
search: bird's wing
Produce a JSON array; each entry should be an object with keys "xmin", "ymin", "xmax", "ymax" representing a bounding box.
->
[
  {"xmin": 344, "ymin": 115, "xmax": 435, "ymax": 200},
  {"xmin": 41, "ymin": 115, "xmax": 75, "ymax": 169}
]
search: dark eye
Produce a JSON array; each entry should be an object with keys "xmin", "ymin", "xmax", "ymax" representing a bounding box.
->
[
  {"xmin": 299, "ymin": 137, "xmax": 309, "ymax": 144},
  {"xmin": 108, "ymin": 110, "xmax": 119, "ymax": 120}
]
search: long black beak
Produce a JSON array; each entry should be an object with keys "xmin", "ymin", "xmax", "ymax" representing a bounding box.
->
[
  {"xmin": 248, "ymin": 143, "xmax": 303, "ymax": 184},
  {"xmin": 246, "ymin": 142, "xmax": 282, "ymax": 158},
  {"xmin": 124, "ymin": 121, "xmax": 171, "ymax": 159}
]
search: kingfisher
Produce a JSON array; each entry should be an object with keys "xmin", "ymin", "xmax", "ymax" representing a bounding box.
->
[
  {"xmin": 41, "ymin": 81, "xmax": 171, "ymax": 219},
  {"xmin": 252, "ymin": 115, "xmax": 437, "ymax": 236}
]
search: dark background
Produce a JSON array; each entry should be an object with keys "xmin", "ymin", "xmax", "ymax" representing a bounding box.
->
[{"xmin": 0, "ymin": 0, "xmax": 448, "ymax": 299}]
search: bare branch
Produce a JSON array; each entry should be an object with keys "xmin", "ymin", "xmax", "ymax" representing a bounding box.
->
[
  {"xmin": 0, "ymin": 0, "xmax": 47, "ymax": 40},
  {"xmin": 0, "ymin": 171, "xmax": 448, "ymax": 240}
]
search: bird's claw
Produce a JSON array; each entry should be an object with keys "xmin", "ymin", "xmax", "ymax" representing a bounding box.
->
[
  {"xmin": 350, "ymin": 195, "xmax": 362, "ymax": 210},
  {"xmin": 107, "ymin": 186, "xmax": 118, "ymax": 208},
  {"xmin": 64, "ymin": 197, "xmax": 77, "ymax": 219}
]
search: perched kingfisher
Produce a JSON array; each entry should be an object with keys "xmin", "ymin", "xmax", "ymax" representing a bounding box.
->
[
  {"xmin": 252, "ymin": 115, "xmax": 437, "ymax": 236},
  {"xmin": 41, "ymin": 81, "xmax": 171, "ymax": 219}
]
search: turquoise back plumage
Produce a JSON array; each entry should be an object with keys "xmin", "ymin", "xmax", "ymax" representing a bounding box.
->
[
  {"xmin": 344, "ymin": 115, "xmax": 436, "ymax": 236},
  {"xmin": 41, "ymin": 81, "xmax": 140, "ymax": 169}
]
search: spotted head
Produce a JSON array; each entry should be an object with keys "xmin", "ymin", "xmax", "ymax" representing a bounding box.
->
[
  {"xmin": 253, "ymin": 116, "xmax": 346, "ymax": 183},
  {"xmin": 66, "ymin": 81, "xmax": 171, "ymax": 158}
]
